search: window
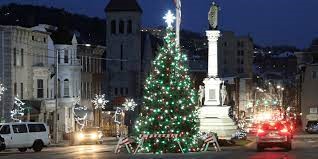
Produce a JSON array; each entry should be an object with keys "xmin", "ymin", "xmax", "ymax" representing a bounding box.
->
[
  {"xmin": 69, "ymin": 107, "xmax": 72, "ymax": 119},
  {"xmin": 87, "ymin": 57, "xmax": 90, "ymax": 72},
  {"xmin": 312, "ymin": 71, "xmax": 317, "ymax": 80},
  {"xmin": 127, "ymin": 20, "xmax": 132, "ymax": 33},
  {"xmin": 120, "ymin": 44, "xmax": 123, "ymax": 71},
  {"xmin": 37, "ymin": 79, "xmax": 44, "ymax": 98},
  {"xmin": 111, "ymin": 20, "xmax": 116, "ymax": 34},
  {"xmin": 64, "ymin": 50, "xmax": 69, "ymax": 63},
  {"xmin": 13, "ymin": 48, "xmax": 16, "ymax": 66},
  {"xmin": 12, "ymin": 124, "xmax": 28, "ymax": 133},
  {"xmin": 120, "ymin": 88, "xmax": 123, "ymax": 95},
  {"xmin": 14, "ymin": 82, "xmax": 17, "ymax": 96},
  {"xmin": 20, "ymin": 83, "xmax": 23, "ymax": 99},
  {"xmin": 241, "ymin": 59, "xmax": 244, "ymax": 65},
  {"xmin": 32, "ymin": 36, "xmax": 35, "ymax": 41},
  {"xmin": 115, "ymin": 88, "xmax": 118, "ymax": 96},
  {"xmin": 28, "ymin": 124, "xmax": 46, "ymax": 132},
  {"xmin": 0, "ymin": 125, "xmax": 10, "ymax": 134},
  {"xmin": 43, "ymin": 38, "xmax": 46, "ymax": 43},
  {"xmin": 58, "ymin": 51, "xmax": 61, "ymax": 64},
  {"xmin": 58, "ymin": 79, "xmax": 61, "ymax": 98},
  {"xmin": 119, "ymin": 20, "xmax": 125, "ymax": 34},
  {"xmin": 125, "ymin": 88, "xmax": 128, "ymax": 95},
  {"xmin": 310, "ymin": 107, "xmax": 318, "ymax": 114},
  {"xmin": 21, "ymin": 49, "xmax": 24, "ymax": 66},
  {"xmin": 209, "ymin": 89, "xmax": 216, "ymax": 100},
  {"xmin": 64, "ymin": 79, "xmax": 69, "ymax": 97}
]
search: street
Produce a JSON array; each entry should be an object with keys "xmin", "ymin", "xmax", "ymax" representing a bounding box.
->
[{"xmin": 0, "ymin": 137, "xmax": 317, "ymax": 159}]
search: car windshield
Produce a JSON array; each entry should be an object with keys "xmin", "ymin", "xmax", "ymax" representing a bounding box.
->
[{"xmin": 82, "ymin": 128, "xmax": 98, "ymax": 133}]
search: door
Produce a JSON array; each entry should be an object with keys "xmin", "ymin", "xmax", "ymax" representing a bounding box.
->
[
  {"xmin": 11, "ymin": 124, "xmax": 30, "ymax": 147},
  {"xmin": 0, "ymin": 125, "xmax": 13, "ymax": 148}
]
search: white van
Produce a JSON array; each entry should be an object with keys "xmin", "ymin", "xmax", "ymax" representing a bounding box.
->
[{"xmin": 0, "ymin": 122, "xmax": 50, "ymax": 152}]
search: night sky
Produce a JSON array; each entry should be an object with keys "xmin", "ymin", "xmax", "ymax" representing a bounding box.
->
[{"xmin": 1, "ymin": 0, "xmax": 318, "ymax": 48}]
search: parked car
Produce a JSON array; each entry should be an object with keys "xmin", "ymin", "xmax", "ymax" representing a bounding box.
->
[
  {"xmin": 305, "ymin": 121, "xmax": 318, "ymax": 134},
  {"xmin": 0, "ymin": 122, "xmax": 50, "ymax": 152},
  {"xmin": 256, "ymin": 121, "xmax": 292, "ymax": 152},
  {"xmin": 76, "ymin": 127, "xmax": 103, "ymax": 144}
]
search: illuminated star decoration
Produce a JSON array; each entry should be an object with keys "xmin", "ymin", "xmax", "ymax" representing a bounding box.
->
[
  {"xmin": 92, "ymin": 94, "xmax": 109, "ymax": 109},
  {"xmin": 122, "ymin": 98, "xmax": 137, "ymax": 111},
  {"xmin": 163, "ymin": 10, "xmax": 176, "ymax": 28},
  {"xmin": 0, "ymin": 82, "xmax": 6, "ymax": 101},
  {"xmin": 113, "ymin": 107, "xmax": 123, "ymax": 124},
  {"xmin": 11, "ymin": 96, "xmax": 25, "ymax": 122}
]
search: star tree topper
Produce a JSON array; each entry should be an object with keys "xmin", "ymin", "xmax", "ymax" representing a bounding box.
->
[{"xmin": 163, "ymin": 10, "xmax": 176, "ymax": 29}]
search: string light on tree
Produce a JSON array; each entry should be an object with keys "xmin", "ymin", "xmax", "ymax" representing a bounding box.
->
[
  {"xmin": 11, "ymin": 96, "xmax": 25, "ymax": 122},
  {"xmin": 135, "ymin": 10, "xmax": 199, "ymax": 153},
  {"xmin": 123, "ymin": 98, "xmax": 137, "ymax": 111},
  {"xmin": 92, "ymin": 94, "xmax": 109, "ymax": 109}
]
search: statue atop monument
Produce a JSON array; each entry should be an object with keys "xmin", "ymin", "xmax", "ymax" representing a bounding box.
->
[
  {"xmin": 208, "ymin": 2, "xmax": 219, "ymax": 30},
  {"xmin": 220, "ymin": 81, "xmax": 228, "ymax": 106}
]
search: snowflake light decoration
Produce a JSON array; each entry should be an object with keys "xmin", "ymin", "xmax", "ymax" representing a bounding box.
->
[
  {"xmin": 0, "ymin": 82, "xmax": 6, "ymax": 101},
  {"xmin": 163, "ymin": 10, "xmax": 175, "ymax": 28},
  {"xmin": 11, "ymin": 96, "xmax": 25, "ymax": 122},
  {"xmin": 92, "ymin": 94, "xmax": 109, "ymax": 109},
  {"xmin": 122, "ymin": 98, "xmax": 137, "ymax": 111}
]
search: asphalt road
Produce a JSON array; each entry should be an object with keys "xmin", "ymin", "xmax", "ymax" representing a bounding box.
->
[{"xmin": 0, "ymin": 138, "xmax": 317, "ymax": 159}]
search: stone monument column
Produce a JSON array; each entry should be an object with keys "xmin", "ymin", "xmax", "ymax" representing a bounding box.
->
[
  {"xmin": 198, "ymin": 2, "xmax": 237, "ymax": 140},
  {"xmin": 204, "ymin": 30, "xmax": 222, "ymax": 106}
]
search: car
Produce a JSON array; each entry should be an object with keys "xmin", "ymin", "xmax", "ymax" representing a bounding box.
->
[
  {"xmin": 305, "ymin": 121, "xmax": 318, "ymax": 134},
  {"xmin": 0, "ymin": 122, "xmax": 50, "ymax": 152},
  {"xmin": 280, "ymin": 120, "xmax": 295, "ymax": 138},
  {"xmin": 256, "ymin": 121, "xmax": 292, "ymax": 152},
  {"xmin": 76, "ymin": 127, "xmax": 103, "ymax": 144}
]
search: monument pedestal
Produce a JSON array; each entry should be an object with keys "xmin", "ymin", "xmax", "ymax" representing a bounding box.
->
[{"xmin": 199, "ymin": 106, "xmax": 237, "ymax": 140}]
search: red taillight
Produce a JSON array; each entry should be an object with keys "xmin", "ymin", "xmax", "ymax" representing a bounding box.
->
[{"xmin": 280, "ymin": 128, "xmax": 288, "ymax": 133}]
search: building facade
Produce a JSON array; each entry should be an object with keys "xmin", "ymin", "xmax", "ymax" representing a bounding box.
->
[
  {"xmin": 295, "ymin": 43, "xmax": 318, "ymax": 129},
  {"xmin": 0, "ymin": 25, "xmax": 50, "ymax": 122}
]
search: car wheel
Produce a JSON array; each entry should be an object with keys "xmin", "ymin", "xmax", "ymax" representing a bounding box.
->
[
  {"xmin": 257, "ymin": 144, "xmax": 263, "ymax": 152},
  {"xmin": 18, "ymin": 148, "xmax": 27, "ymax": 152},
  {"xmin": 33, "ymin": 140, "xmax": 44, "ymax": 152},
  {"xmin": 0, "ymin": 144, "xmax": 5, "ymax": 151}
]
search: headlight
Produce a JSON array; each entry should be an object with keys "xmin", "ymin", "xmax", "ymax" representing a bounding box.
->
[
  {"xmin": 90, "ymin": 133, "xmax": 97, "ymax": 139},
  {"xmin": 78, "ymin": 133, "xmax": 84, "ymax": 139}
]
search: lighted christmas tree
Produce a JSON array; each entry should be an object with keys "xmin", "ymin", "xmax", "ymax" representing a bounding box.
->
[{"xmin": 135, "ymin": 11, "xmax": 199, "ymax": 153}]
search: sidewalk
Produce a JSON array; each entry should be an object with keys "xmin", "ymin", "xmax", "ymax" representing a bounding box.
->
[{"xmin": 293, "ymin": 131, "xmax": 318, "ymax": 139}]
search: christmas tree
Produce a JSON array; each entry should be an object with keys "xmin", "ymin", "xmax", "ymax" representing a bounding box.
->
[{"xmin": 135, "ymin": 11, "xmax": 199, "ymax": 153}]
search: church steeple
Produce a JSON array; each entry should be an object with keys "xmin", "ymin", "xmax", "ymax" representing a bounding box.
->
[{"xmin": 105, "ymin": 0, "xmax": 142, "ymax": 13}]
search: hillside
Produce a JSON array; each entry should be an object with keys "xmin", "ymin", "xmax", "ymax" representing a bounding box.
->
[{"xmin": 0, "ymin": 3, "xmax": 106, "ymax": 45}]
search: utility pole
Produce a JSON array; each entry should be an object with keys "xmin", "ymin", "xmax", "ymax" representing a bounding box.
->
[{"xmin": 54, "ymin": 50, "xmax": 59, "ymax": 143}]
